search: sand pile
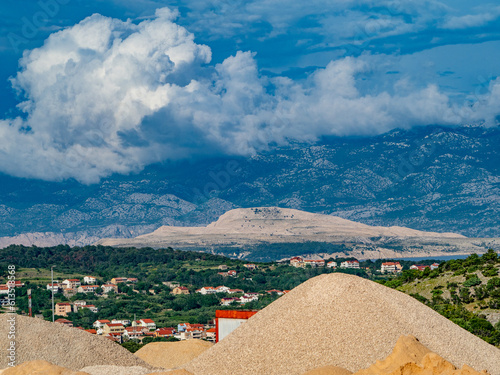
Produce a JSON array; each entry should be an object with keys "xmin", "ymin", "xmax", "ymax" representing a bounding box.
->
[
  {"xmin": 185, "ymin": 274, "xmax": 500, "ymax": 375},
  {"xmin": 0, "ymin": 315, "xmax": 152, "ymax": 371},
  {"xmin": 1, "ymin": 360, "xmax": 90, "ymax": 374},
  {"xmin": 304, "ymin": 336, "xmax": 490, "ymax": 375},
  {"xmin": 135, "ymin": 340, "xmax": 212, "ymax": 369}
]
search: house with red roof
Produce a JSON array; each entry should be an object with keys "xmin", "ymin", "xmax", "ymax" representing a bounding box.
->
[
  {"xmin": 93, "ymin": 319, "xmax": 111, "ymax": 329},
  {"xmin": 410, "ymin": 264, "xmax": 430, "ymax": 271},
  {"xmin": 138, "ymin": 319, "xmax": 156, "ymax": 330},
  {"xmin": 380, "ymin": 262, "xmax": 402, "ymax": 273},
  {"xmin": 155, "ymin": 327, "xmax": 176, "ymax": 338},
  {"xmin": 55, "ymin": 318, "xmax": 73, "ymax": 327}
]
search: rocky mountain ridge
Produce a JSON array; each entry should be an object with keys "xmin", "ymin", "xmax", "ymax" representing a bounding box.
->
[{"xmin": 0, "ymin": 125, "xmax": 498, "ymax": 248}]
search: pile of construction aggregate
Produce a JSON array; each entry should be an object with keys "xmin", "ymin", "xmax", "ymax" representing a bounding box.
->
[
  {"xmin": 0, "ymin": 315, "xmax": 153, "ymax": 371},
  {"xmin": 135, "ymin": 340, "xmax": 213, "ymax": 369},
  {"xmin": 185, "ymin": 273, "xmax": 500, "ymax": 375}
]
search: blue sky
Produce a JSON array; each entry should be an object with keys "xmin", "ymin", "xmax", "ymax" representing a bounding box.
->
[{"xmin": 0, "ymin": 0, "xmax": 499, "ymax": 183}]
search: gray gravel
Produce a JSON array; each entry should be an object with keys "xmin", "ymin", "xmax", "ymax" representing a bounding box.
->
[
  {"xmin": 185, "ymin": 273, "xmax": 500, "ymax": 375},
  {"xmin": 0, "ymin": 314, "xmax": 153, "ymax": 371}
]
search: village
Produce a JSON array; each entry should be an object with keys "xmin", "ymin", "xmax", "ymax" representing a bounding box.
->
[{"xmin": 0, "ymin": 257, "xmax": 440, "ymax": 345}]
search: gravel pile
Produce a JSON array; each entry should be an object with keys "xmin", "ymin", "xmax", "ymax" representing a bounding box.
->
[
  {"xmin": 79, "ymin": 365, "xmax": 160, "ymax": 375},
  {"xmin": 0, "ymin": 315, "xmax": 153, "ymax": 371},
  {"xmin": 135, "ymin": 340, "xmax": 212, "ymax": 369},
  {"xmin": 185, "ymin": 273, "xmax": 500, "ymax": 375}
]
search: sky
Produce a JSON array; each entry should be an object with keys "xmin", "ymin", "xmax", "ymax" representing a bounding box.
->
[{"xmin": 0, "ymin": 0, "xmax": 499, "ymax": 184}]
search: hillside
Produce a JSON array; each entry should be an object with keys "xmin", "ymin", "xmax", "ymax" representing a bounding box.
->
[
  {"xmin": 97, "ymin": 207, "xmax": 500, "ymax": 261},
  {"xmin": 383, "ymin": 250, "xmax": 500, "ymax": 345},
  {"xmin": 0, "ymin": 125, "xmax": 499, "ymax": 248}
]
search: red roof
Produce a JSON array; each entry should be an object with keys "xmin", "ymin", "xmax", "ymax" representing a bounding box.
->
[
  {"xmin": 178, "ymin": 286, "xmax": 189, "ymax": 290},
  {"xmin": 85, "ymin": 329, "xmax": 97, "ymax": 334},
  {"xmin": 216, "ymin": 310, "xmax": 259, "ymax": 319},
  {"xmin": 382, "ymin": 262, "xmax": 401, "ymax": 266},
  {"xmin": 67, "ymin": 279, "xmax": 80, "ymax": 281},
  {"xmin": 141, "ymin": 319, "xmax": 155, "ymax": 323},
  {"xmin": 97, "ymin": 319, "xmax": 110, "ymax": 323},
  {"xmin": 55, "ymin": 319, "xmax": 72, "ymax": 323},
  {"xmin": 106, "ymin": 323, "xmax": 124, "ymax": 327}
]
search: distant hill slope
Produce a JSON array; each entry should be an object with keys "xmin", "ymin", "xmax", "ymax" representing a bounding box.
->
[
  {"xmin": 97, "ymin": 207, "xmax": 500, "ymax": 261},
  {"xmin": 0, "ymin": 125, "xmax": 499, "ymax": 248}
]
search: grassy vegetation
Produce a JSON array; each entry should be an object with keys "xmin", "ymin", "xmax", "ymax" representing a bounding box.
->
[{"xmin": 380, "ymin": 249, "xmax": 500, "ymax": 347}]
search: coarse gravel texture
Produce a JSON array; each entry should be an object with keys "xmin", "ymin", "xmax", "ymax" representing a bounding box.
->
[
  {"xmin": 185, "ymin": 273, "xmax": 500, "ymax": 375},
  {"xmin": 79, "ymin": 366, "xmax": 162, "ymax": 375},
  {"xmin": 0, "ymin": 315, "xmax": 154, "ymax": 371},
  {"xmin": 135, "ymin": 340, "xmax": 213, "ymax": 369}
]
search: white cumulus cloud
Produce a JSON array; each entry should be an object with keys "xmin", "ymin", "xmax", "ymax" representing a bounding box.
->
[{"xmin": 0, "ymin": 7, "xmax": 498, "ymax": 183}]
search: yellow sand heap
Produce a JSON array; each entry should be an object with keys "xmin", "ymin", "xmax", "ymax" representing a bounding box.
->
[
  {"xmin": 135, "ymin": 340, "xmax": 212, "ymax": 369},
  {"xmin": 2, "ymin": 360, "xmax": 90, "ymax": 375}
]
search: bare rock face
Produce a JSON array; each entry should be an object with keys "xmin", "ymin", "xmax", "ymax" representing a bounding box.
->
[{"xmin": 94, "ymin": 207, "xmax": 496, "ymax": 261}]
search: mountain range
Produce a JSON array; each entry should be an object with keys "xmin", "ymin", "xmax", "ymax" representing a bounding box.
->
[{"xmin": 0, "ymin": 124, "xmax": 499, "ymax": 248}]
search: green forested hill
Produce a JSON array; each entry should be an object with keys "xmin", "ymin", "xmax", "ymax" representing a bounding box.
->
[{"xmin": 381, "ymin": 249, "xmax": 500, "ymax": 346}]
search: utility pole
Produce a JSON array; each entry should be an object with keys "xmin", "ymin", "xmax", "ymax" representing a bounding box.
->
[
  {"xmin": 51, "ymin": 266, "xmax": 55, "ymax": 322},
  {"xmin": 28, "ymin": 289, "xmax": 32, "ymax": 317}
]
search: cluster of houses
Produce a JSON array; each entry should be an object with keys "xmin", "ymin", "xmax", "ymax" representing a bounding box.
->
[
  {"xmin": 410, "ymin": 263, "xmax": 440, "ymax": 271},
  {"xmin": 53, "ymin": 317, "xmax": 216, "ymax": 343},
  {"xmin": 289, "ymin": 257, "xmax": 360, "ymax": 269},
  {"xmin": 0, "ymin": 280, "xmax": 24, "ymax": 306},
  {"xmin": 46, "ymin": 276, "xmax": 138, "ymax": 297}
]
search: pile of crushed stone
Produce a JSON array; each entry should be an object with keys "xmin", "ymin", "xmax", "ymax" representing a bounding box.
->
[
  {"xmin": 185, "ymin": 273, "xmax": 500, "ymax": 375},
  {"xmin": 0, "ymin": 315, "xmax": 152, "ymax": 371},
  {"xmin": 135, "ymin": 340, "xmax": 212, "ymax": 369}
]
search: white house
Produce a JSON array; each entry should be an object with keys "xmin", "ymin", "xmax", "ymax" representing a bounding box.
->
[
  {"xmin": 112, "ymin": 319, "xmax": 131, "ymax": 326},
  {"xmin": 83, "ymin": 276, "xmax": 97, "ymax": 284},
  {"xmin": 46, "ymin": 283, "xmax": 61, "ymax": 293},
  {"xmin": 340, "ymin": 260, "xmax": 360, "ymax": 269},
  {"xmin": 196, "ymin": 287, "xmax": 217, "ymax": 295},
  {"xmin": 430, "ymin": 263, "xmax": 440, "ymax": 270},
  {"xmin": 215, "ymin": 286, "xmax": 230, "ymax": 293},
  {"xmin": 83, "ymin": 304, "xmax": 98, "ymax": 313},
  {"xmin": 304, "ymin": 259, "xmax": 325, "ymax": 267},
  {"xmin": 93, "ymin": 319, "xmax": 111, "ymax": 329},
  {"xmin": 137, "ymin": 319, "xmax": 156, "ymax": 331},
  {"xmin": 240, "ymin": 293, "xmax": 259, "ymax": 303},
  {"xmin": 327, "ymin": 261, "xmax": 337, "ymax": 268},
  {"xmin": 77, "ymin": 285, "xmax": 99, "ymax": 294},
  {"xmin": 290, "ymin": 256, "xmax": 304, "ymax": 267},
  {"xmin": 102, "ymin": 284, "xmax": 118, "ymax": 294},
  {"xmin": 221, "ymin": 297, "xmax": 240, "ymax": 306},
  {"xmin": 62, "ymin": 279, "xmax": 81, "ymax": 289}
]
